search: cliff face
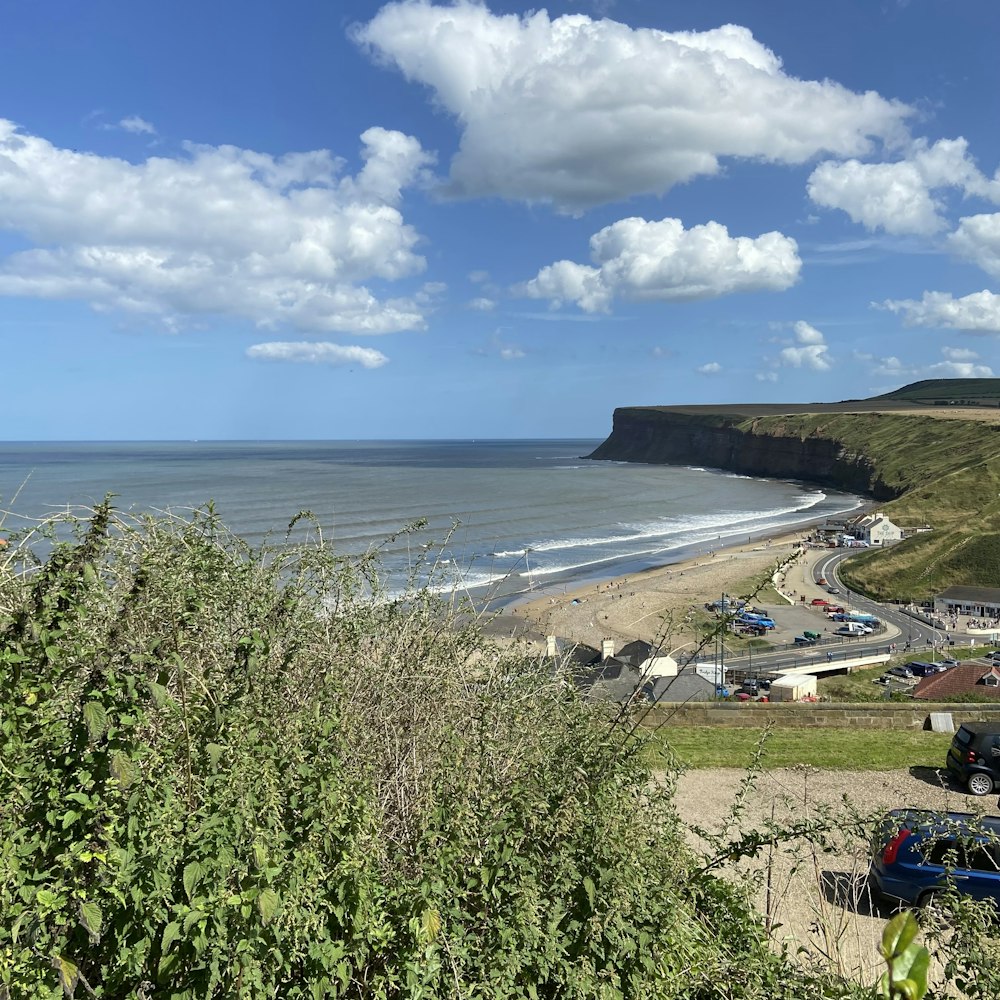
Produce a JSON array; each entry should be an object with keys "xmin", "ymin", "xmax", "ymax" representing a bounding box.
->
[{"xmin": 587, "ymin": 408, "xmax": 900, "ymax": 501}]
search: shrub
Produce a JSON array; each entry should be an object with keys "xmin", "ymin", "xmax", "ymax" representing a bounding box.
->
[{"xmin": 1, "ymin": 502, "xmax": 869, "ymax": 998}]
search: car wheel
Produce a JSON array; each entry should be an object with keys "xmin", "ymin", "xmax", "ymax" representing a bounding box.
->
[
  {"xmin": 917, "ymin": 889, "xmax": 952, "ymax": 926},
  {"xmin": 967, "ymin": 772, "xmax": 994, "ymax": 796}
]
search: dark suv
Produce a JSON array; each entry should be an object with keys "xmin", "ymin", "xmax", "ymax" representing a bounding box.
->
[
  {"xmin": 870, "ymin": 808, "xmax": 1000, "ymax": 909},
  {"xmin": 946, "ymin": 723, "xmax": 1000, "ymax": 796}
]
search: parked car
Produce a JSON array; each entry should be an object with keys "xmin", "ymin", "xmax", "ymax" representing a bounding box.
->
[
  {"xmin": 836, "ymin": 624, "xmax": 874, "ymax": 636},
  {"xmin": 794, "ymin": 635, "xmax": 817, "ymax": 646},
  {"xmin": 946, "ymin": 723, "xmax": 1000, "ymax": 796},
  {"xmin": 939, "ymin": 658, "xmax": 959, "ymax": 667},
  {"xmin": 869, "ymin": 808, "xmax": 1000, "ymax": 910},
  {"xmin": 810, "ymin": 598, "xmax": 830, "ymax": 606},
  {"xmin": 908, "ymin": 661, "xmax": 945, "ymax": 677},
  {"xmin": 887, "ymin": 665, "xmax": 914, "ymax": 679}
]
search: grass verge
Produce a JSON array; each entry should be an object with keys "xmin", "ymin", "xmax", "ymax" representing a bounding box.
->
[{"xmin": 645, "ymin": 726, "xmax": 952, "ymax": 769}]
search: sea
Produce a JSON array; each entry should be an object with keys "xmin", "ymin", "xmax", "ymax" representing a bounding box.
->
[{"xmin": 0, "ymin": 440, "xmax": 863, "ymax": 603}]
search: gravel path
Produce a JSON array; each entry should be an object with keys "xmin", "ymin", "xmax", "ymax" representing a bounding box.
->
[{"xmin": 672, "ymin": 767, "xmax": 993, "ymax": 982}]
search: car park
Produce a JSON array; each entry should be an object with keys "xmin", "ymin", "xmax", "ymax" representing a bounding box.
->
[
  {"xmin": 869, "ymin": 808, "xmax": 1000, "ymax": 910},
  {"xmin": 946, "ymin": 723, "xmax": 1000, "ymax": 796}
]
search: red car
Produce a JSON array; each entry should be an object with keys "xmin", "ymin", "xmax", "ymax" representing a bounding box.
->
[{"xmin": 810, "ymin": 598, "xmax": 830, "ymax": 606}]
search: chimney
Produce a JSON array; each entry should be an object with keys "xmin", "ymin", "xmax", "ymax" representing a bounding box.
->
[
  {"xmin": 546, "ymin": 635, "xmax": 557, "ymax": 658},
  {"xmin": 601, "ymin": 637, "xmax": 615, "ymax": 660}
]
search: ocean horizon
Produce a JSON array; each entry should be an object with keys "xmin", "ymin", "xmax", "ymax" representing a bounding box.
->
[{"xmin": 0, "ymin": 439, "xmax": 864, "ymax": 599}]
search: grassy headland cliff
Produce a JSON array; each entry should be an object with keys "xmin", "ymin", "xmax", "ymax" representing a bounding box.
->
[{"xmin": 588, "ymin": 380, "xmax": 1000, "ymax": 601}]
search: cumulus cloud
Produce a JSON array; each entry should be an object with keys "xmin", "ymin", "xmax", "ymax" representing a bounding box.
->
[
  {"xmin": 807, "ymin": 138, "xmax": 1000, "ymax": 235},
  {"xmin": 247, "ymin": 341, "xmax": 389, "ymax": 367},
  {"xmin": 777, "ymin": 320, "xmax": 832, "ymax": 370},
  {"xmin": 949, "ymin": 213, "xmax": 1000, "ymax": 278},
  {"xmin": 516, "ymin": 217, "xmax": 800, "ymax": 311},
  {"xmin": 355, "ymin": 2, "xmax": 910, "ymax": 210},
  {"xmin": 697, "ymin": 361, "xmax": 722, "ymax": 374},
  {"xmin": 0, "ymin": 119, "xmax": 434, "ymax": 334},
  {"xmin": 469, "ymin": 296, "xmax": 496, "ymax": 311},
  {"xmin": 858, "ymin": 346, "xmax": 993, "ymax": 378},
  {"xmin": 880, "ymin": 289, "xmax": 1000, "ymax": 332}
]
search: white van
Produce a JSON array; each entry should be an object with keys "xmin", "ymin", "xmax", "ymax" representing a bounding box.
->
[{"xmin": 836, "ymin": 622, "xmax": 873, "ymax": 636}]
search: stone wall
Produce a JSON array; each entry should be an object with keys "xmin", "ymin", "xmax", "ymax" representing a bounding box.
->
[{"xmin": 635, "ymin": 702, "xmax": 1000, "ymax": 730}]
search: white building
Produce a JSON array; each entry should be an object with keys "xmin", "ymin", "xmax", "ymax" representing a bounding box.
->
[{"xmin": 849, "ymin": 512, "xmax": 903, "ymax": 546}]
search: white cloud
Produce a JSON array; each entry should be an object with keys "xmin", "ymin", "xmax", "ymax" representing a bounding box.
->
[
  {"xmin": 768, "ymin": 320, "xmax": 831, "ymax": 371},
  {"xmin": 792, "ymin": 319, "xmax": 825, "ymax": 345},
  {"xmin": 469, "ymin": 296, "xmax": 496, "ymax": 311},
  {"xmin": 0, "ymin": 119, "xmax": 434, "ymax": 334},
  {"xmin": 355, "ymin": 2, "xmax": 910, "ymax": 210},
  {"xmin": 499, "ymin": 345, "xmax": 524, "ymax": 360},
  {"xmin": 516, "ymin": 217, "xmax": 799, "ymax": 311},
  {"xmin": 807, "ymin": 138, "xmax": 1000, "ymax": 236},
  {"xmin": 755, "ymin": 371, "xmax": 778, "ymax": 382},
  {"xmin": 697, "ymin": 361, "xmax": 721, "ymax": 374},
  {"xmin": 857, "ymin": 346, "xmax": 993, "ymax": 378},
  {"xmin": 880, "ymin": 289, "xmax": 1000, "ymax": 332},
  {"xmin": 942, "ymin": 346, "xmax": 979, "ymax": 362},
  {"xmin": 948, "ymin": 213, "xmax": 1000, "ymax": 278},
  {"xmin": 246, "ymin": 341, "xmax": 389, "ymax": 368},
  {"xmin": 119, "ymin": 115, "xmax": 157, "ymax": 136}
]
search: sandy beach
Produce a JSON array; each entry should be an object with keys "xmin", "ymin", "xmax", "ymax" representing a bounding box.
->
[{"xmin": 486, "ymin": 528, "xmax": 831, "ymax": 656}]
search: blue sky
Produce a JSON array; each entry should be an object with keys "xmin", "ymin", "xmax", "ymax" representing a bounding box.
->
[{"xmin": 3, "ymin": 0, "xmax": 1000, "ymax": 439}]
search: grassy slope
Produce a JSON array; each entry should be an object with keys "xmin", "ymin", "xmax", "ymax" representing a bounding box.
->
[
  {"xmin": 736, "ymin": 411, "xmax": 1000, "ymax": 600},
  {"xmin": 646, "ymin": 726, "xmax": 951, "ymax": 769}
]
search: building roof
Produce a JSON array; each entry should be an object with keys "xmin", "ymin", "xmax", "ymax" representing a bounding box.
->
[
  {"xmin": 913, "ymin": 662, "xmax": 1000, "ymax": 700},
  {"xmin": 617, "ymin": 639, "xmax": 658, "ymax": 667},
  {"xmin": 935, "ymin": 586, "xmax": 1000, "ymax": 603}
]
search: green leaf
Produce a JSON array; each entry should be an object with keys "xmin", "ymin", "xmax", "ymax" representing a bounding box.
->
[
  {"xmin": 110, "ymin": 752, "xmax": 137, "ymax": 789},
  {"xmin": 421, "ymin": 906, "xmax": 441, "ymax": 943},
  {"xmin": 183, "ymin": 909, "xmax": 207, "ymax": 933},
  {"xmin": 183, "ymin": 861, "xmax": 203, "ymax": 902},
  {"xmin": 206, "ymin": 743, "xmax": 224, "ymax": 770},
  {"xmin": 53, "ymin": 954, "xmax": 79, "ymax": 998},
  {"xmin": 148, "ymin": 680, "xmax": 169, "ymax": 708},
  {"xmin": 880, "ymin": 911, "xmax": 918, "ymax": 960},
  {"xmin": 257, "ymin": 887, "xmax": 280, "ymax": 924},
  {"xmin": 82, "ymin": 701, "xmax": 108, "ymax": 742},
  {"xmin": 162, "ymin": 920, "xmax": 181, "ymax": 955},
  {"xmin": 582, "ymin": 876, "xmax": 596, "ymax": 910},
  {"xmin": 78, "ymin": 899, "xmax": 103, "ymax": 942}
]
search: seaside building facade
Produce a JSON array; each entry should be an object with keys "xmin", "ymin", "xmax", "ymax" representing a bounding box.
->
[{"xmin": 933, "ymin": 586, "xmax": 1000, "ymax": 619}]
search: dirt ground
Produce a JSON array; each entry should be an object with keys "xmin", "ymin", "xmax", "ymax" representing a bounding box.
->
[{"xmin": 672, "ymin": 766, "xmax": 992, "ymax": 984}]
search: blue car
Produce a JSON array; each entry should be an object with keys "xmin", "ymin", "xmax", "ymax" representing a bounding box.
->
[{"xmin": 869, "ymin": 808, "xmax": 1000, "ymax": 910}]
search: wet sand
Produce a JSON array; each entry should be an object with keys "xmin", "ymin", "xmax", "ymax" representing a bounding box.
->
[{"xmin": 487, "ymin": 530, "xmax": 833, "ymax": 655}]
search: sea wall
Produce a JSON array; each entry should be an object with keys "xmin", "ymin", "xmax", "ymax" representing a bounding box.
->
[
  {"xmin": 635, "ymin": 702, "xmax": 1000, "ymax": 730},
  {"xmin": 587, "ymin": 408, "xmax": 899, "ymax": 500}
]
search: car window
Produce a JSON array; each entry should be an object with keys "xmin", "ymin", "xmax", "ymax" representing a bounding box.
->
[
  {"xmin": 923, "ymin": 837, "xmax": 1000, "ymax": 872},
  {"xmin": 955, "ymin": 728, "xmax": 973, "ymax": 747}
]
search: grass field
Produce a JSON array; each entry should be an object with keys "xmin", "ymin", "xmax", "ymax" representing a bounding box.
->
[{"xmin": 644, "ymin": 726, "xmax": 952, "ymax": 769}]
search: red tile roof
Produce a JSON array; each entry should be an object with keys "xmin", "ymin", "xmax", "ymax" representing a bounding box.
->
[{"xmin": 913, "ymin": 662, "xmax": 1000, "ymax": 700}]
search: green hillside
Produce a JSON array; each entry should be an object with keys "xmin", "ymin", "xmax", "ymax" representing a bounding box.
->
[
  {"xmin": 742, "ymin": 405, "xmax": 1000, "ymax": 600},
  {"xmin": 873, "ymin": 377, "xmax": 1000, "ymax": 407}
]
